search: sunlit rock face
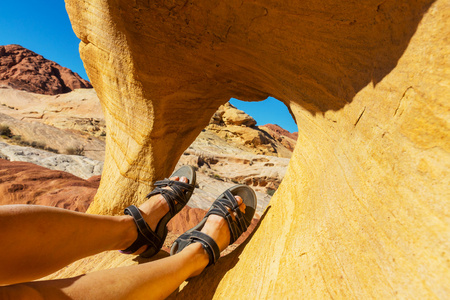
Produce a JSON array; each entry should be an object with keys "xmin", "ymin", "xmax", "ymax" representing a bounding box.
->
[{"xmin": 64, "ymin": 0, "xmax": 448, "ymax": 298}]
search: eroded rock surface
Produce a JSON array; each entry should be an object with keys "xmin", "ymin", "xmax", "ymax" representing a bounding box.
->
[
  {"xmin": 0, "ymin": 111, "xmax": 105, "ymax": 161},
  {"xmin": 61, "ymin": 0, "xmax": 449, "ymax": 298},
  {"xmin": 260, "ymin": 124, "xmax": 298, "ymax": 152},
  {"xmin": 0, "ymin": 45, "xmax": 92, "ymax": 95},
  {"xmin": 0, "ymin": 142, "xmax": 103, "ymax": 179},
  {"xmin": 205, "ymin": 103, "xmax": 295, "ymax": 157},
  {"xmin": 0, "ymin": 159, "xmax": 98, "ymax": 211},
  {"xmin": 0, "ymin": 85, "xmax": 106, "ymax": 137}
]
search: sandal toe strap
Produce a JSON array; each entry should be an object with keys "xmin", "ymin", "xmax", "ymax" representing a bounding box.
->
[
  {"xmin": 146, "ymin": 179, "xmax": 195, "ymax": 216},
  {"xmin": 206, "ymin": 190, "xmax": 249, "ymax": 244}
]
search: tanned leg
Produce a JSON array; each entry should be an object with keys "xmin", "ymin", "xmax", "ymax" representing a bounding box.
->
[
  {"xmin": 0, "ymin": 177, "xmax": 188, "ymax": 284},
  {"xmin": 0, "ymin": 197, "xmax": 246, "ymax": 300}
]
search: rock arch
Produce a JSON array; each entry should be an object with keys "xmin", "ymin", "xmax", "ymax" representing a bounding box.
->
[{"xmin": 64, "ymin": 0, "xmax": 449, "ymax": 297}]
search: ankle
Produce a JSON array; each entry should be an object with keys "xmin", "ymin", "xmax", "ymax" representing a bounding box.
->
[
  {"xmin": 138, "ymin": 196, "xmax": 170, "ymax": 230},
  {"xmin": 115, "ymin": 215, "xmax": 137, "ymax": 250},
  {"xmin": 182, "ymin": 243, "xmax": 210, "ymax": 277}
]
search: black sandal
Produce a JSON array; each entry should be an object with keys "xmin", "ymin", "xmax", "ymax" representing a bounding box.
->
[
  {"xmin": 170, "ymin": 185, "xmax": 256, "ymax": 266},
  {"xmin": 120, "ymin": 165, "xmax": 196, "ymax": 258}
]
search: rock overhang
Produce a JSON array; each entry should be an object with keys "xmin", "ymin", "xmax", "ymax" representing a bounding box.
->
[{"xmin": 63, "ymin": 0, "xmax": 449, "ymax": 298}]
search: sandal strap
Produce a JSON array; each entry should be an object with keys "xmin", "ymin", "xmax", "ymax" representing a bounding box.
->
[
  {"xmin": 206, "ymin": 190, "xmax": 248, "ymax": 244},
  {"xmin": 178, "ymin": 231, "xmax": 220, "ymax": 267},
  {"xmin": 191, "ymin": 231, "xmax": 220, "ymax": 267},
  {"xmin": 146, "ymin": 179, "xmax": 194, "ymax": 217},
  {"xmin": 120, "ymin": 205, "xmax": 162, "ymax": 254}
]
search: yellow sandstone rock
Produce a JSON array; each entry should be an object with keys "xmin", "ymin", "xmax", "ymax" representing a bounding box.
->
[{"xmin": 64, "ymin": 0, "xmax": 449, "ymax": 298}]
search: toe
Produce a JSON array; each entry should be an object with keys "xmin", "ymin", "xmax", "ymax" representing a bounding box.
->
[
  {"xmin": 227, "ymin": 196, "xmax": 246, "ymax": 221},
  {"xmin": 235, "ymin": 196, "xmax": 246, "ymax": 213},
  {"xmin": 169, "ymin": 175, "xmax": 189, "ymax": 184},
  {"xmin": 179, "ymin": 176, "xmax": 188, "ymax": 184}
]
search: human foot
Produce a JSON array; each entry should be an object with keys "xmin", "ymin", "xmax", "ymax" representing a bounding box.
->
[
  {"xmin": 123, "ymin": 176, "xmax": 189, "ymax": 255},
  {"xmin": 187, "ymin": 196, "xmax": 246, "ymax": 276},
  {"xmin": 120, "ymin": 166, "xmax": 196, "ymax": 257},
  {"xmin": 170, "ymin": 185, "xmax": 257, "ymax": 275},
  {"xmin": 199, "ymin": 195, "xmax": 246, "ymax": 252},
  {"xmin": 138, "ymin": 176, "xmax": 188, "ymax": 232}
]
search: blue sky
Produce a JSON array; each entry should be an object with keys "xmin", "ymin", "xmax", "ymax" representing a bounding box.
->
[
  {"xmin": 229, "ymin": 98, "xmax": 297, "ymax": 132},
  {"xmin": 0, "ymin": 1, "xmax": 298, "ymax": 132}
]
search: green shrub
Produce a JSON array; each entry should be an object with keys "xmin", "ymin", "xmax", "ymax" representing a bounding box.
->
[
  {"xmin": 37, "ymin": 142, "xmax": 46, "ymax": 150},
  {"xmin": 19, "ymin": 140, "xmax": 31, "ymax": 146},
  {"xmin": 66, "ymin": 146, "xmax": 85, "ymax": 156},
  {"xmin": 0, "ymin": 125, "xmax": 12, "ymax": 137},
  {"xmin": 44, "ymin": 146, "xmax": 59, "ymax": 154},
  {"xmin": 212, "ymin": 174, "xmax": 224, "ymax": 181}
]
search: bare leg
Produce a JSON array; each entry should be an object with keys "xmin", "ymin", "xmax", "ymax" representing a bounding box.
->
[
  {"xmin": 0, "ymin": 177, "xmax": 188, "ymax": 284},
  {"xmin": 0, "ymin": 198, "xmax": 246, "ymax": 300}
]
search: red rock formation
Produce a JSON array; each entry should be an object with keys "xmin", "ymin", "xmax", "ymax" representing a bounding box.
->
[
  {"xmin": 259, "ymin": 124, "xmax": 298, "ymax": 152},
  {"xmin": 0, "ymin": 159, "xmax": 97, "ymax": 212},
  {"xmin": 205, "ymin": 103, "xmax": 295, "ymax": 157},
  {"xmin": 167, "ymin": 206, "xmax": 206, "ymax": 234},
  {"xmin": 0, "ymin": 44, "xmax": 92, "ymax": 95},
  {"xmin": 260, "ymin": 124, "xmax": 298, "ymax": 141}
]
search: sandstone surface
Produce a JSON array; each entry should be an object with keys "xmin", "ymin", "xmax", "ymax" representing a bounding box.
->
[
  {"xmin": 48, "ymin": 0, "xmax": 450, "ymax": 297},
  {"xmin": 0, "ymin": 141, "xmax": 103, "ymax": 179},
  {"xmin": 0, "ymin": 159, "xmax": 98, "ymax": 211},
  {"xmin": 0, "ymin": 85, "xmax": 106, "ymax": 137},
  {"xmin": 259, "ymin": 124, "xmax": 297, "ymax": 152},
  {"xmin": 0, "ymin": 111, "xmax": 105, "ymax": 161},
  {"xmin": 220, "ymin": 102, "xmax": 257, "ymax": 127},
  {"xmin": 205, "ymin": 103, "xmax": 295, "ymax": 158},
  {"xmin": 0, "ymin": 45, "xmax": 92, "ymax": 95}
]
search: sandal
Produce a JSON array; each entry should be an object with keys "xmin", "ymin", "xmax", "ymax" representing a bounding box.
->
[
  {"xmin": 120, "ymin": 165, "xmax": 196, "ymax": 258},
  {"xmin": 170, "ymin": 185, "xmax": 256, "ymax": 266}
]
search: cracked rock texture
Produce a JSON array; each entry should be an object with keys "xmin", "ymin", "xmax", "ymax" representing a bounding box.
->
[{"xmin": 63, "ymin": 0, "xmax": 449, "ymax": 298}]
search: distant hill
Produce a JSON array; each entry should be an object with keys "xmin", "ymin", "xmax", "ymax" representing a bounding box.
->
[
  {"xmin": 260, "ymin": 124, "xmax": 298, "ymax": 141},
  {"xmin": 0, "ymin": 44, "xmax": 92, "ymax": 95}
]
